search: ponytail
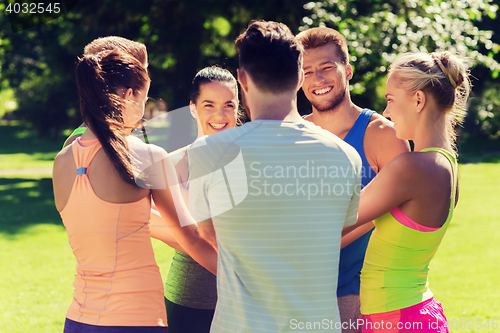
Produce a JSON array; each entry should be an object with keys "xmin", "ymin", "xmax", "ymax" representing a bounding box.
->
[
  {"xmin": 388, "ymin": 51, "xmax": 471, "ymax": 153},
  {"xmin": 76, "ymin": 50, "xmax": 149, "ymax": 185}
]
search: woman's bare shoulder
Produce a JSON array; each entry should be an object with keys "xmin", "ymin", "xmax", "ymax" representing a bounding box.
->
[
  {"xmin": 383, "ymin": 150, "xmax": 452, "ymax": 186},
  {"xmin": 53, "ymin": 144, "xmax": 75, "ymax": 175}
]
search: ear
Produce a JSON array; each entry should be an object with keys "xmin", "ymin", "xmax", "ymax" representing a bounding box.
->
[
  {"xmin": 415, "ymin": 90, "xmax": 426, "ymax": 113},
  {"xmin": 189, "ymin": 102, "xmax": 198, "ymax": 119},
  {"xmin": 122, "ymin": 88, "xmax": 134, "ymax": 100},
  {"xmin": 346, "ymin": 63, "xmax": 353, "ymax": 81},
  {"xmin": 297, "ymin": 68, "xmax": 305, "ymax": 91},
  {"xmin": 237, "ymin": 69, "xmax": 249, "ymax": 93}
]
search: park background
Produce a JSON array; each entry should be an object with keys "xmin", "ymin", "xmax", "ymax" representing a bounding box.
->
[{"xmin": 0, "ymin": 0, "xmax": 499, "ymax": 331}]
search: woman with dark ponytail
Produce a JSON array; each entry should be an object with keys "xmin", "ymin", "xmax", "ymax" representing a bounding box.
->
[
  {"xmin": 343, "ymin": 51, "xmax": 470, "ymax": 332},
  {"xmin": 76, "ymin": 51, "xmax": 148, "ymax": 185},
  {"xmin": 160, "ymin": 66, "xmax": 240, "ymax": 333},
  {"xmin": 53, "ymin": 50, "xmax": 217, "ymax": 332}
]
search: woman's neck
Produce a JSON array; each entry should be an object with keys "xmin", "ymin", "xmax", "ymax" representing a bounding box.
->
[
  {"xmin": 80, "ymin": 128, "xmax": 97, "ymax": 140},
  {"xmin": 412, "ymin": 110, "xmax": 453, "ymax": 153}
]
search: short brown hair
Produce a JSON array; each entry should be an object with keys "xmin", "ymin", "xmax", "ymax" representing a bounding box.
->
[
  {"xmin": 235, "ymin": 20, "xmax": 303, "ymax": 93},
  {"xmin": 296, "ymin": 27, "xmax": 349, "ymax": 65},
  {"xmin": 84, "ymin": 36, "xmax": 148, "ymax": 66}
]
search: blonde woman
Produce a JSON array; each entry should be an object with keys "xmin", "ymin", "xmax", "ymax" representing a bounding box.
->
[{"xmin": 344, "ymin": 51, "xmax": 470, "ymax": 332}]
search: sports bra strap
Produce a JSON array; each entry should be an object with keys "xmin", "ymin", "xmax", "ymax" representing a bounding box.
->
[
  {"xmin": 72, "ymin": 138, "xmax": 102, "ymax": 175},
  {"xmin": 76, "ymin": 167, "xmax": 88, "ymax": 175},
  {"xmin": 62, "ymin": 127, "xmax": 87, "ymax": 149}
]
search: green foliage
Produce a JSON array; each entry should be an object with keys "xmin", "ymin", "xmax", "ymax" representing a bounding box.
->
[
  {"xmin": 301, "ymin": 0, "xmax": 500, "ymax": 113},
  {"xmin": 0, "ymin": 87, "xmax": 17, "ymax": 118},
  {"xmin": 1, "ymin": 0, "xmax": 310, "ymax": 138},
  {"xmin": 1, "ymin": 0, "xmax": 500, "ymax": 145},
  {"xmin": 468, "ymin": 82, "xmax": 500, "ymax": 140}
]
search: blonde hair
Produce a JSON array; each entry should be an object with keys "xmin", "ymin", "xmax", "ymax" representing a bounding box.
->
[{"xmin": 388, "ymin": 51, "xmax": 471, "ymax": 152}]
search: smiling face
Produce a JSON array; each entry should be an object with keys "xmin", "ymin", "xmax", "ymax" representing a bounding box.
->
[
  {"xmin": 192, "ymin": 81, "xmax": 238, "ymax": 136},
  {"xmin": 302, "ymin": 43, "xmax": 352, "ymax": 113},
  {"xmin": 383, "ymin": 75, "xmax": 419, "ymax": 140}
]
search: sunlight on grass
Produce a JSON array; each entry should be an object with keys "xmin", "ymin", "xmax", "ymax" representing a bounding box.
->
[
  {"xmin": 0, "ymin": 152, "xmax": 56, "ymax": 170},
  {"xmin": 0, "ymin": 181, "xmax": 38, "ymax": 191},
  {"xmin": 0, "ymin": 163, "xmax": 498, "ymax": 332},
  {"xmin": 0, "ymin": 123, "xmax": 66, "ymax": 172},
  {"xmin": 0, "ymin": 223, "xmax": 175, "ymax": 332},
  {"xmin": 0, "ymin": 224, "xmax": 74, "ymax": 331},
  {"xmin": 430, "ymin": 163, "xmax": 500, "ymax": 332}
]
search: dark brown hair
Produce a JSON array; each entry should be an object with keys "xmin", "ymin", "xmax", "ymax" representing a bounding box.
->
[
  {"xmin": 235, "ymin": 20, "xmax": 303, "ymax": 93},
  {"xmin": 296, "ymin": 27, "xmax": 349, "ymax": 65},
  {"xmin": 189, "ymin": 66, "xmax": 247, "ymax": 125},
  {"xmin": 190, "ymin": 66, "xmax": 238, "ymax": 104},
  {"xmin": 76, "ymin": 50, "xmax": 150, "ymax": 185},
  {"xmin": 84, "ymin": 36, "xmax": 148, "ymax": 66}
]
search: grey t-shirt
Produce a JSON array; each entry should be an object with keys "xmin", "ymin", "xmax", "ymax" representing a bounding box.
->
[{"xmin": 189, "ymin": 119, "xmax": 362, "ymax": 333}]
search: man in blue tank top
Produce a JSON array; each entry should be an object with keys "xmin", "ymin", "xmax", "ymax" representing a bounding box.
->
[{"xmin": 296, "ymin": 27, "xmax": 409, "ymax": 332}]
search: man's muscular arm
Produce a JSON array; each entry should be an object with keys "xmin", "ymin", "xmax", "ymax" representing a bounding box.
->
[
  {"xmin": 364, "ymin": 114, "xmax": 410, "ymax": 172},
  {"xmin": 341, "ymin": 114, "xmax": 409, "ymax": 243}
]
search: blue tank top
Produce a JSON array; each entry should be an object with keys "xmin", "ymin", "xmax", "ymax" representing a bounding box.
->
[{"xmin": 338, "ymin": 108, "xmax": 376, "ymax": 296}]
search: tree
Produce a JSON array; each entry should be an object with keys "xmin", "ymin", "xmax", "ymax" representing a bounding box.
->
[
  {"xmin": 0, "ymin": 0, "xmax": 309, "ymax": 138},
  {"xmin": 301, "ymin": 0, "xmax": 500, "ymax": 113},
  {"xmin": 2, "ymin": 0, "xmax": 500, "ymax": 146}
]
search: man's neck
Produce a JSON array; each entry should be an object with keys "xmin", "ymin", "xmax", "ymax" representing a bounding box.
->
[
  {"xmin": 306, "ymin": 100, "xmax": 361, "ymax": 139},
  {"xmin": 249, "ymin": 92, "xmax": 303, "ymax": 122}
]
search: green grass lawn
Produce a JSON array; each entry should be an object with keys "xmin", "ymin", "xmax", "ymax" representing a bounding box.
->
[
  {"xmin": 1, "ymin": 124, "xmax": 499, "ymax": 332},
  {"xmin": 0, "ymin": 174, "xmax": 175, "ymax": 332},
  {"xmin": 0, "ymin": 122, "xmax": 69, "ymax": 170},
  {"xmin": 429, "ymin": 162, "xmax": 500, "ymax": 332}
]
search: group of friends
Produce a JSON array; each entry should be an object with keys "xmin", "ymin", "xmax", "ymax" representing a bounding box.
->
[{"xmin": 52, "ymin": 19, "xmax": 470, "ymax": 333}]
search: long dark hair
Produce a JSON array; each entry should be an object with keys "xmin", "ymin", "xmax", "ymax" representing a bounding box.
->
[
  {"xmin": 190, "ymin": 66, "xmax": 237, "ymax": 104},
  {"xmin": 76, "ymin": 50, "xmax": 150, "ymax": 185}
]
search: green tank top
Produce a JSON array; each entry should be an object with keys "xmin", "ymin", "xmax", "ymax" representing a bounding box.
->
[
  {"xmin": 164, "ymin": 250, "xmax": 217, "ymax": 309},
  {"xmin": 360, "ymin": 148, "xmax": 458, "ymax": 314},
  {"xmin": 164, "ymin": 144, "xmax": 217, "ymax": 309}
]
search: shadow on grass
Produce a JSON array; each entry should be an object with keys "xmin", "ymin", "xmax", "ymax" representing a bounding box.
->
[
  {"xmin": 0, "ymin": 123, "xmax": 67, "ymax": 156},
  {"xmin": 0, "ymin": 176, "xmax": 62, "ymax": 236}
]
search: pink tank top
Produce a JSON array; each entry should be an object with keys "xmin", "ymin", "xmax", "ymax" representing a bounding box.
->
[{"xmin": 60, "ymin": 138, "xmax": 167, "ymax": 327}]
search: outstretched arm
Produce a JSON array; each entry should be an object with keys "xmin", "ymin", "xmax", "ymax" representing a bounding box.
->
[
  {"xmin": 198, "ymin": 219, "xmax": 218, "ymax": 251},
  {"xmin": 149, "ymin": 208, "xmax": 185, "ymax": 252},
  {"xmin": 341, "ymin": 221, "xmax": 374, "ymax": 249},
  {"xmin": 343, "ymin": 153, "xmax": 415, "ymax": 235},
  {"xmin": 149, "ymin": 156, "xmax": 217, "ymax": 275}
]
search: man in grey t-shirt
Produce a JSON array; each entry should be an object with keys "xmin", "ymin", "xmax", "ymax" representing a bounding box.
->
[{"xmin": 188, "ymin": 21, "xmax": 362, "ymax": 333}]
